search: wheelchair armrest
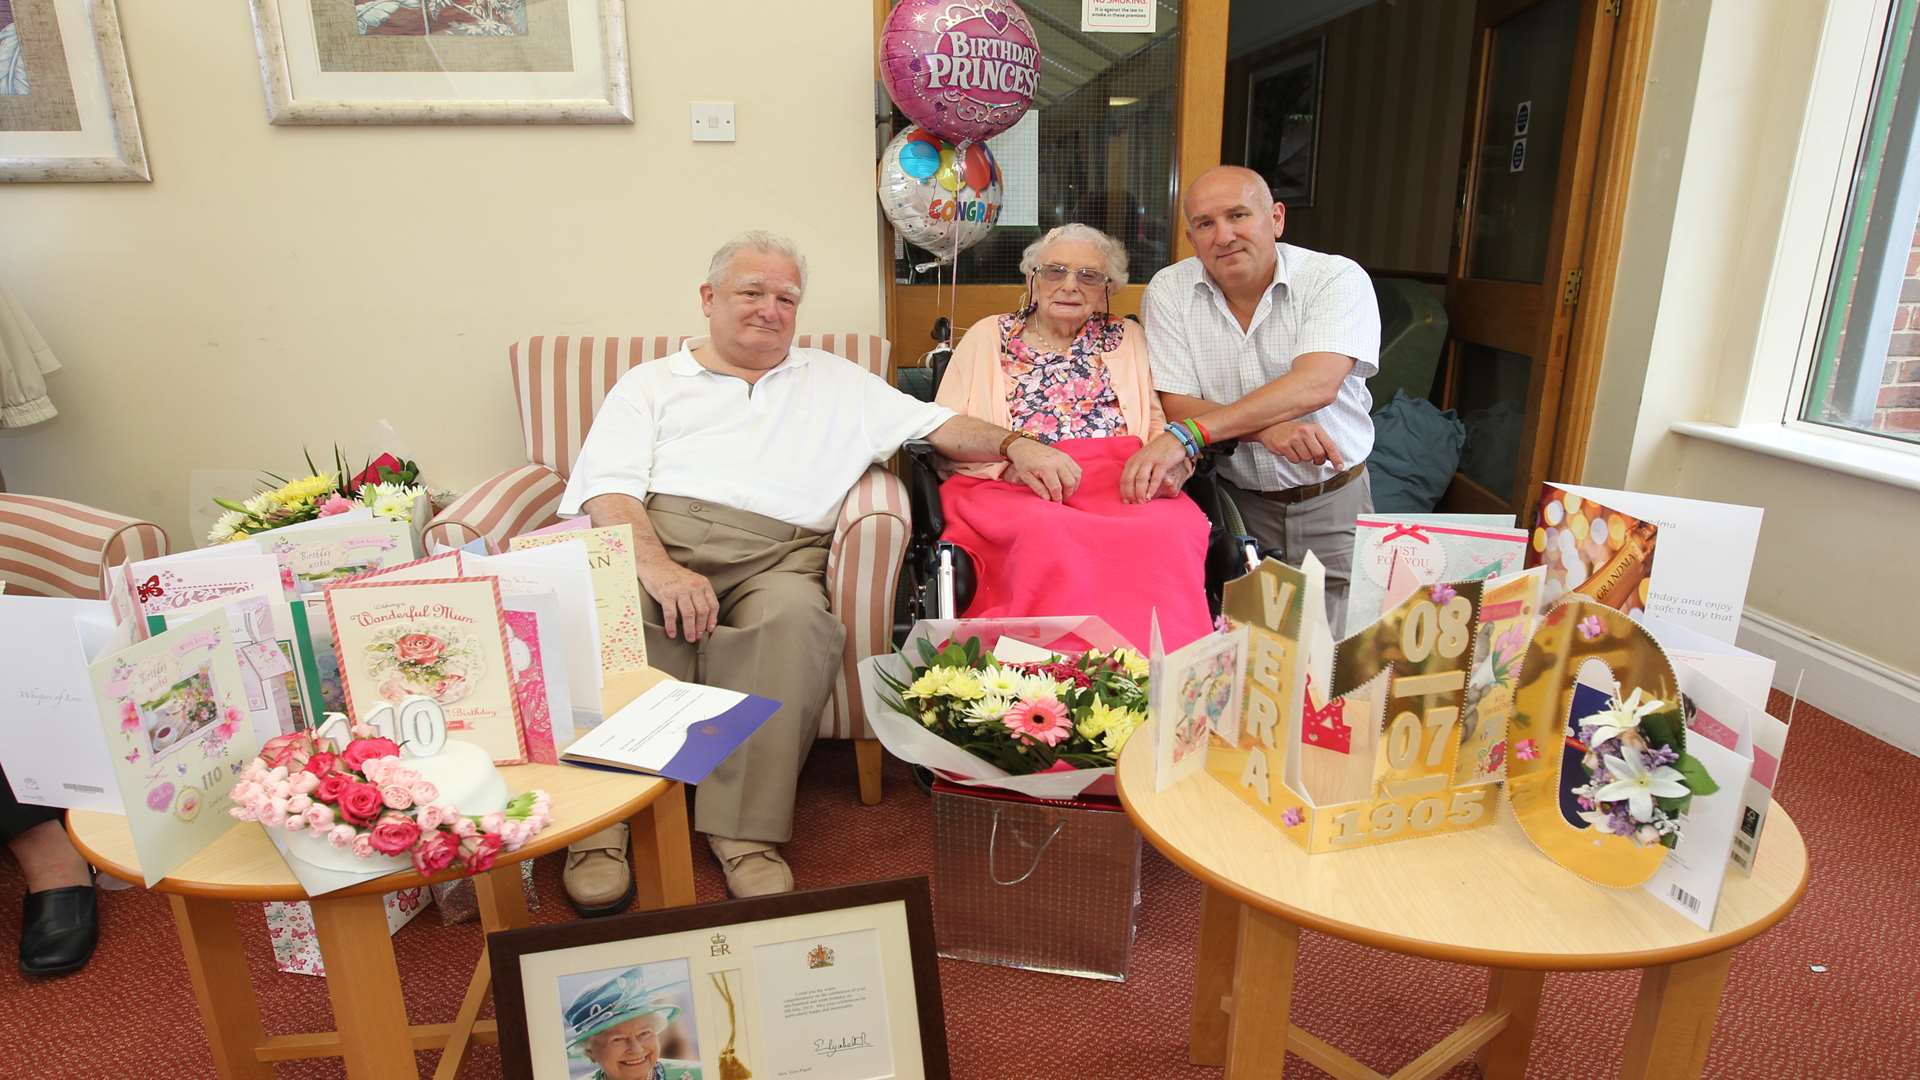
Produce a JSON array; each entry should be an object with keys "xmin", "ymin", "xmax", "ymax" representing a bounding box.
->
[{"xmin": 902, "ymin": 440, "xmax": 947, "ymax": 541}]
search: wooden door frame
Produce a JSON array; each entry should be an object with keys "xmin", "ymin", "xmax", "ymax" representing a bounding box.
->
[
  {"xmin": 877, "ymin": 0, "xmax": 1231, "ymax": 368},
  {"xmin": 1444, "ymin": 0, "xmax": 1657, "ymax": 509}
]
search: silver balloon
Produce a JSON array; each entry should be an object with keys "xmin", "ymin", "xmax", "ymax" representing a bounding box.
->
[{"xmin": 877, "ymin": 125, "xmax": 1003, "ymax": 266}]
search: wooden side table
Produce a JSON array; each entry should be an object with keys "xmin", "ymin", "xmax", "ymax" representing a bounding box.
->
[
  {"xmin": 69, "ymin": 670, "xmax": 698, "ymax": 1080},
  {"xmin": 1114, "ymin": 736, "xmax": 1810, "ymax": 1080}
]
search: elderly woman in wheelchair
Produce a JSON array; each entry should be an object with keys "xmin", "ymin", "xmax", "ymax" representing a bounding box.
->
[{"xmin": 901, "ymin": 223, "xmax": 1227, "ymax": 651}]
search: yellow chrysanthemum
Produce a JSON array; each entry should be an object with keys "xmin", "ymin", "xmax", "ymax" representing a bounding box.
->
[
  {"xmin": 276, "ymin": 474, "xmax": 335, "ymax": 504},
  {"xmin": 904, "ymin": 669, "xmax": 950, "ymax": 701},
  {"xmin": 1098, "ymin": 707, "xmax": 1146, "ymax": 755},
  {"xmin": 1077, "ymin": 699, "xmax": 1121, "ymax": 741},
  {"xmin": 943, "ymin": 672, "xmax": 985, "ymax": 701},
  {"xmin": 1114, "ymin": 648, "xmax": 1149, "ymax": 680}
]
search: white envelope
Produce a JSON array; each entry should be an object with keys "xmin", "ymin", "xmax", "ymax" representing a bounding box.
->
[
  {"xmin": 0, "ymin": 598, "xmax": 123, "ymax": 812},
  {"xmin": 1553, "ymin": 484, "xmax": 1763, "ymax": 643},
  {"xmin": 467, "ymin": 545, "xmax": 605, "ymax": 729},
  {"xmin": 1637, "ymin": 615, "xmax": 1776, "ymax": 709}
]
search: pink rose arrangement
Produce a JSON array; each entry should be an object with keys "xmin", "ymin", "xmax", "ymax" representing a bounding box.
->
[{"xmin": 228, "ymin": 729, "xmax": 551, "ymax": 876}]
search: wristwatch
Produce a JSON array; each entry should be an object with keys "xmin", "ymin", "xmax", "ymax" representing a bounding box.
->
[{"xmin": 998, "ymin": 430, "xmax": 1038, "ymax": 459}]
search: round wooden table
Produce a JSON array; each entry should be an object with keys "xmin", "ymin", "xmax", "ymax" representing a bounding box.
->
[
  {"xmin": 69, "ymin": 670, "xmax": 696, "ymax": 1080},
  {"xmin": 1115, "ymin": 736, "xmax": 1810, "ymax": 1080}
]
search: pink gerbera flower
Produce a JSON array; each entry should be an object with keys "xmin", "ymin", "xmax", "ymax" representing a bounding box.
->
[{"xmin": 1001, "ymin": 698, "xmax": 1071, "ymax": 747}]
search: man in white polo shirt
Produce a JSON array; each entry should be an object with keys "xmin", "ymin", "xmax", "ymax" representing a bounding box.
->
[
  {"xmin": 1123, "ymin": 166, "xmax": 1380, "ymax": 632},
  {"xmin": 558, "ymin": 231, "xmax": 1081, "ymax": 901}
]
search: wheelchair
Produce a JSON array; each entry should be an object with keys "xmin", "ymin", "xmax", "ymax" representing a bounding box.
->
[{"xmin": 892, "ymin": 316, "xmax": 1264, "ymax": 641}]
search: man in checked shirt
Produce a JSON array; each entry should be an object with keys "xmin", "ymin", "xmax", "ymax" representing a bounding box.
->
[{"xmin": 1121, "ymin": 166, "xmax": 1382, "ymax": 634}]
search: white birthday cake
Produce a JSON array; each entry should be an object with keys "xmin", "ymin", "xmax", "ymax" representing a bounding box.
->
[{"xmin": 282, "ymin": 741, "xmax": 509, "ymax": 873}]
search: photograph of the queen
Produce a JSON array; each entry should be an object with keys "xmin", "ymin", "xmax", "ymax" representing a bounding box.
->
[{"xmin": 559, "ymin": 959, "xmax": 703, "ymax": 1080}]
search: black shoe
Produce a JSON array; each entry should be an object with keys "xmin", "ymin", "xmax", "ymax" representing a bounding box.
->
[{"xmin": 20, "ymin": 885, "xmax": 98, "ymax": 977}]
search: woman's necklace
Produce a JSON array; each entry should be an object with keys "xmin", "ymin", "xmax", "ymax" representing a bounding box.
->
[{"xmin": 1023, "ymin": 322, "xmax": 1075, "ymax": 355}]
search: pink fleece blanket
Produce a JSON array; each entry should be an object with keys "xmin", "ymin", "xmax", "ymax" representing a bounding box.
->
[{"xmin": 938, "ymin": 436, "xmax": 1214, "ymax": 651}]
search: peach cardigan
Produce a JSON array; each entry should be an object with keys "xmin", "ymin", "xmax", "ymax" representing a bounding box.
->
[{"xmin": 933, "ymin": 314, "xmax": 1167, "ymax": 481}]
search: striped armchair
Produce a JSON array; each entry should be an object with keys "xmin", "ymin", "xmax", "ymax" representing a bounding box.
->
[
  {"xmin": 0, "ymin": 494, "xmax": 170, "ymax": 599},
  {"xmin": 426, "ymin": 334, "xmax": 910, "ymax": 806}
]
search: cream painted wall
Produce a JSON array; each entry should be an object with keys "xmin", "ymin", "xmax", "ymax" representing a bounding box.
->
[
  {"xmin": 0, "ymin": 3, "xmax": 884, "ymax": 546},
  {"xmin": 1588, "ymin": 0, "xmax": 1920, "ymax": 681}
]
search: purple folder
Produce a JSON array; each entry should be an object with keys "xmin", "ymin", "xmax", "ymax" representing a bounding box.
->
[{"xmin": 562, "ymin": 686, "xmax": 780, "ymax": 784}]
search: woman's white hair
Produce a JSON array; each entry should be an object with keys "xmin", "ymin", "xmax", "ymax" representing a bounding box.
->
[
  {"xmin": 707, "ymin": 230, "xmax": 808, "ymax": 295},
  {"xmin": 1018, "ymin": 223, "xmax": 1129, "ymax": 287}
]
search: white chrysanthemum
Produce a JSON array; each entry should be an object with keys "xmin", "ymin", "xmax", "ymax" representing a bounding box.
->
[
  {"xmin": 963, "ymin": 694, "xmax": 1014, "ymax": 725},
  {"xmin": 1019, "ymin": 673, "xmax": 1066, "ymax": 700},
  {"xmin": 361, "ymin": 481, "xmax": 423, "ymax": 521},
  {"xmin": 979, "ymin": 667, "xmax": 1024, "ymax": 697},
  {"xmin": 243, "ymin": 492, "xmax": 277, "ymax": 515},
  {"xmin": 206, "ymin": 509, "xmax": 248, "ymax": 544}
]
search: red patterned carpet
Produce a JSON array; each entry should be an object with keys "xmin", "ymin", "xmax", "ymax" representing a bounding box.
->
[{"xmin": 0, "ymin": 693, "xmax": 1913, "ymax": 1079}]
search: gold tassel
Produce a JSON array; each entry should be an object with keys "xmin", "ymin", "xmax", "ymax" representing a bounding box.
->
[{"xmin": 711, "ymin": 972, "xmax": 752, "ymax": 1080}]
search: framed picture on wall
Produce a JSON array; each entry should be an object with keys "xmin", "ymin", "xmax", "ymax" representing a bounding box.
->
[
  {"xmin": 0, "ymin": 0, "xmax": 149, "ymax": 181},
  {"xmin": 1244, "ymin": 37, "xmax": 1324, "ymax": 207},
  {"xmin": 247, "ymin": 0, "xmax": 632, "ymax": 125},
  {"xmin": 490, "ymin": 878, "xmax": 951, "ymax": 1080}
]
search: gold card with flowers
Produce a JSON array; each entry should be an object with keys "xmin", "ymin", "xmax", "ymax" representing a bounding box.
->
[
  {"xmin": 324, "ymin": 577, "xmax": 529, "ymax": 765},
  {"xmin": 1507, "ymin": 597, "xmax": 1718, "ymax": 888},
  {"xmin": 1206, "ymin": 554, "xmax": 1502, "ymax": 853}
]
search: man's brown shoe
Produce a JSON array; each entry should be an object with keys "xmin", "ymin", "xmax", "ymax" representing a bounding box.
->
[
  {"xmin": 708, "ymin": 836, "xmax": 793, "ymax": 898},
  {"xmin": 564, "ymin": 824, "xmax": 635, "ymax": 917}
]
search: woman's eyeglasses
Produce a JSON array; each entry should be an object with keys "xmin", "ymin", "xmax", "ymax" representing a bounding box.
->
[{"xmin": 1036, "ymin": 263, "xmax": 1111, "ymax": 288}]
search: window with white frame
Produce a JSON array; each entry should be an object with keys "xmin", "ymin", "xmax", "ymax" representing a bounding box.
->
[{"xmin": 1801, "ymin": 0, "xmax": 1920, "ymax": 443}]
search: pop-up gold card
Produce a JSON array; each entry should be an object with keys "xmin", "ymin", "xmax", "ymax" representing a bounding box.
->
[
  {"xmin": 1206, "ymin": 554, "xmax": 1500, "ymax": 852},
  {"xmin": 1507, "ymin": 597, "xmax": 1708, "ymax": 888}
]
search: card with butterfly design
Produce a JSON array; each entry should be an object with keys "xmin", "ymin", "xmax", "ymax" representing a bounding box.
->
[{"xmin": 88, "ymin": 611, "xmax": 259, "ymax": 885}]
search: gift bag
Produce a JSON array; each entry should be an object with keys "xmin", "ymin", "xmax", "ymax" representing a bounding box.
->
[
  {"xmin": 264, "ymin": 887, "xmax": 430, "ymax": 976},
  {"xmin": 430, "ymin": 859, "xmax": 539, "ymax": 924},
  {"xmin": 931, "ymin": 781, "xmax": 1141, "ymax": 981}
]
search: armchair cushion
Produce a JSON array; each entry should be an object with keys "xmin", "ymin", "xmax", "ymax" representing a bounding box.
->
[
  {"xmin": 0, "ymin": 494, "xmax": 169, "ymax": 599},
  {"xmin": 826, "ymin": 465, "xmax": 912, "ymax": 740},
  {"xmin": 423, "ymin": 463, "xmax": 566, "ymax": 555}
]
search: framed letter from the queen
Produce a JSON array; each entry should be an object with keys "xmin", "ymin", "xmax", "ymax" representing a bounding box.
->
[{"xmin": 491, "ymin": 878, "xmax": 949, "ymax": 1080}]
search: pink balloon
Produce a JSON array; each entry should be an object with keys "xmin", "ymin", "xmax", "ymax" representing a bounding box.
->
[{"xmin": 879, "ymin": 0, "xmax": 1040, "ymax": 145}]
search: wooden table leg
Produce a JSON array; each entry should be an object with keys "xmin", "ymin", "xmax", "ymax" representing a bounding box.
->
[
  {"xmin": 169, "ymin": 895, "xmax": 273, "ymax": 1079},
  {"xmin": 630, "ymin": 781, "xmax": 696, "ymax": 910},
  {"xmin": 1619, "ymin": 950, "xmax": 1734, "ymax": 1080},
  {"xmin": 475, "ymin": 862, "xmax": 533, "ymax": 933},
  {"xmin": 311, "ymin": 892, "xmax": 416, "ymax": 1080},
  {"xmin": 1189, "ymin": 885, "xmax": 1241, "ymax": 1065},
  {"xmin": 1479, "ymin": 968, "xmax": 1547, "ymax": 1080},
  {"xmin": 1226, "ymin": 905, "xmax": 1302, "ymax": 1079}
]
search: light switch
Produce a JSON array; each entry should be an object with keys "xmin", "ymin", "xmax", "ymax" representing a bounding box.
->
[{"xmin": 691, "ymin": 102, "xmax": 736, "ymax": 143}]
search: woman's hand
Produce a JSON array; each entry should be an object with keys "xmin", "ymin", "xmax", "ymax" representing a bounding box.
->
[
  {"xmin": 1005, "ymin": 438, "xmax": 1082, "ymax": 501},
  {"xmin": 1120, "ymin": 432, "xmax": 1193, "ymax": 504}
]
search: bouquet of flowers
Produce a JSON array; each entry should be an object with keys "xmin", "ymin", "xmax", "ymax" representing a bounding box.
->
[
  {"xmin": 1568, "ymin": 688, "xmax": 1718, "ymax": 848},
  {"xmin": 228, "ymin": 728, "xmax": 551, "ymax": 876},
  {"xmin": 859, "ymin": 617, "xmax": 1148, "ymax": 800},
  {"xmin": 208, "ymin": 448, "xmax": 434, "ymax": 544}
]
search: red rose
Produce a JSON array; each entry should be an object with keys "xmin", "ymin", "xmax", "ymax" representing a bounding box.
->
[
  {"xmin": 313, "ymin": 773, "xmax": 352, "ymax": 805},
  {"xmin": 337, "ymin": 781, "xmax": 385, "ymax": 825},
  {"xmin": 339, "ymin": 737, "xmax": 400, "ymax": 773},
  {"xmin": 394, "ymin": 633, "xmax": 446, "ymax": 666},
  {"xmin": 303, "ymin": 752, "xmax": 338, "ymax": 777},
  {"xmin": 460, "ymin": 832, "xmax": 503, "ymax": 874},
  {"xmin": 368, "ymin": 813, "xmax": 422, "ymax": 855},
  {"xmin": 410, "ymin": 830, "xmax": 459, "ymax": 875}
]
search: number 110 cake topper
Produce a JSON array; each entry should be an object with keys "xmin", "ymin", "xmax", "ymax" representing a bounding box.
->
[{"xmin": 315, "ymin": 697, "xmax": 449, "ymax": 758}]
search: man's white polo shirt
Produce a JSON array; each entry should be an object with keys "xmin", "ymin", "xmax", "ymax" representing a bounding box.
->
[
  {"xmin": 560, "ymin": 341, "xmax": 954, "ymax": 533},
  {"xmin": 1143, "ymin": 242, "xmax": 1380, "ymax": 492}
]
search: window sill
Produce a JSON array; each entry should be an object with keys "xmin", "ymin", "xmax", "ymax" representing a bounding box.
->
[{"xmin": 1670, "ymin": 421, "xmax": 1920, "ymax": 493}]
